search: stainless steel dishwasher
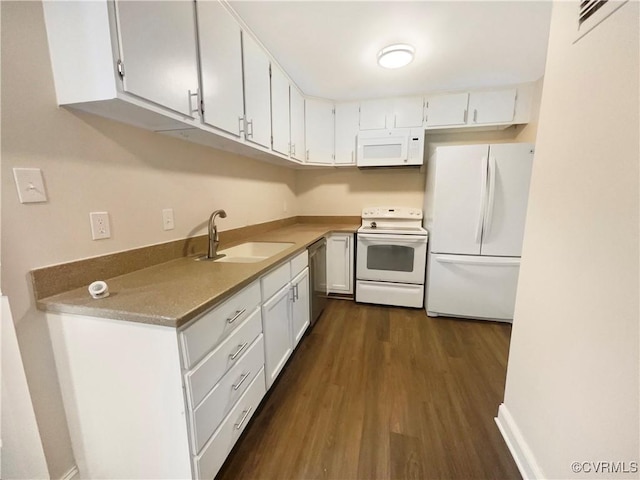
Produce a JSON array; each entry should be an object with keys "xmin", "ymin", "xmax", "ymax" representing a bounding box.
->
[{"xmin": 308, "ymin": 238, "xmax": 328, "ymax": 327}]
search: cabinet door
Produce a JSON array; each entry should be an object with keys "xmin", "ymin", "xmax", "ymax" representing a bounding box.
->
[
  {"xmin": 197, "ymin": 0, "xmax": 244, "ymax": 136},
  {"xmin": 115, "ymin": 1, "xmax": 199, "ymax": 117},
  {"xmin": 242, "ymin": 33, "xmax": 271, "ymax": 148},
  {"xmin": 291, "ymin": 268, "xmax": 310, "ymax": 346},
  {"xmin": 327, "ymin": 234, "xmax": 353, "ymax": 294},
  {"xmin": 393, "ymin": 96, "xmax": 424, "ymax": 128},
  {"xmin": 425, "ymin": 93, "xmax": 469, "ymax": 127},
  {"xmin": 334, "ymin": 102, "xmax": 359, "ymax": 165},
  {"xmin": 468, "ymin": 88, "xmax": 517, "ymax": 125},
  {"xmin": 305, "ymin": 98, "xmax": 334, "ymax": 164},
  {"xmin": 261, "ymin": 284, "xmax": 292, "ymax": 389},
  {"xmin": 290, "ymin": 87, "xmax": 306, "ymax": 162},
  {"xmin": 270, "ymin": 65, "xmax": 290, "ymax": 156},
  {"xmin": 359, "ymin": 99, "xmax": 390, "ymax": 130}
]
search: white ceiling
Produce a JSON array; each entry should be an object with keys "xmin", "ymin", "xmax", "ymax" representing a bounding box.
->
[{"xmin": 229, "ymin": 1, "xmax": 552, "ymax": 101}]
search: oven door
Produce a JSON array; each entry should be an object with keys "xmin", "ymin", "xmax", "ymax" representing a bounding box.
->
[{"xmin": 356, "ymin": 233, "xmax": 427, "ymax": 284}]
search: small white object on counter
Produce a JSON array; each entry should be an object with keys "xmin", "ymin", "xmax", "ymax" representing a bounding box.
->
[{"xmin": 88, "ymin": 281, "xmax": 109, "ymax": 299}]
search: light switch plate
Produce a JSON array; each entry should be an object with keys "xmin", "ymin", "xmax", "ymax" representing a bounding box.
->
[{"xmin": 13, "ymin": 168, "xmax": 47, "ymax": 203}]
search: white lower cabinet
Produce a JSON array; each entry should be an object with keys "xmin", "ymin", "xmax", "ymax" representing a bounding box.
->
[
  {"xmin": 194, "ymin": 368, "xmax": 266, "ymax": 480},
  {"xmin": 327, "ymin": 233, "xmax": 354, "ymax": 294},
  {"xmin": 261, "ymin": 251, "xmax": 310, "ymax": 389},
  {"xmin": 47, "ymin": 249, "xmax": 313, "ymax": 480}
]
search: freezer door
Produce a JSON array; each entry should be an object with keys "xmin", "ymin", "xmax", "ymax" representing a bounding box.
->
[
  {"xmin": 426, "ymin": 253, "xmax": 520, "ymax": 321},
  {"xmin": 431, "ymin": 145, "xmax": 489, "ymax": 255},
  {"xmin": 481, "ymin": 143, "xmax": 534, "ymax": 257}
]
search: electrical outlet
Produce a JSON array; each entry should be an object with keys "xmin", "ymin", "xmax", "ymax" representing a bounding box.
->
[
  {"xmin": 162, "ymin": 208, "xmax": 174, "ymax": 231},
  {"xmin": 90, "ymin": 212, "xmax": 111, "ymax": 240}
]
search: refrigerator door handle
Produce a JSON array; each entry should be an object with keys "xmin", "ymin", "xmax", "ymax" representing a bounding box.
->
[
  {"xmin": 475, "ymin": 156, "xmax": 489, "ymax": 243},
  {"xmin": 435, "ymin": 255, "xmax": 520, "ymax": 267},
  {"xmin": 483, "ymin": 156, "xmax": 497, "ymax": 239}
]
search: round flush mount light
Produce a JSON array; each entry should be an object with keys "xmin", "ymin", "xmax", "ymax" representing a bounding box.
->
[{"xmin": 377, "ymin": 44, "xmax": 415, "ymax": 69}]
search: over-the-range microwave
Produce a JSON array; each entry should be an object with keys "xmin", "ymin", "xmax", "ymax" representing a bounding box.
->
[{"xmin": 356, "ymin": 128, "xmax": 424, "ymax": 168}]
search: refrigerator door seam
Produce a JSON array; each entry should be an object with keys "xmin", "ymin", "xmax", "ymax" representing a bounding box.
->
[
  {"xmin": 475, "ymin": 155, "xmax": 489, "ymax": 243},
  {"xmin": 482, "ymin": 156, "xmax": 497, "ymax": 243}
]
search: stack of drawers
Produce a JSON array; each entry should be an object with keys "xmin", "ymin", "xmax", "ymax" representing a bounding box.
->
[{"xmin": 179, "ymin": 280, "xmax": 266, "ymax": 479}]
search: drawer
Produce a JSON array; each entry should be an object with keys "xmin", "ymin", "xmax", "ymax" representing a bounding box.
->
[
  {"xmin": 261, "ymin": 261, "xmax": 290, "ymax": 300},
  {"xmin": 181, "ymin": 281, "xmax": 261, "ymax": 368},
  {"xmin": 190, "ymin": 334, "xmax": 265, "ymax": 454},
  {"xmin": 194, "ymin": 367, "xmax": 266, "ymax": 480},
  {"xmin": 290, "ymin": 250, "xmax": 309, "ymax": 277},
  {"xmin": 185, "ymin": 307, "xmax": 262, "ymax": 409}
]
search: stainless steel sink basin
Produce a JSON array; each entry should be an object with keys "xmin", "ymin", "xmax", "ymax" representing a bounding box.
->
[{"xmin": 197, "ymin": 242, "xmax": 294, "ymax": 263}]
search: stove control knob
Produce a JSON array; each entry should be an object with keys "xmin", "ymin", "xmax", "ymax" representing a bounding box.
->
[{"xmin": 370, "ymin": 221, "xmax": 377, "ymax": 229}]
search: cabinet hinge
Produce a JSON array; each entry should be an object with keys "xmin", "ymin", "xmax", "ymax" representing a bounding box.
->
[{"xmin": 116, "ymin": 59, "xmax": 125, "ymax": 78}]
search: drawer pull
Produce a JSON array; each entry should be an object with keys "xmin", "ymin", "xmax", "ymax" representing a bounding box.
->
[
  {"xmin": 227, "ymin": 308, "xmax": 246, "ymax": 324},
  {"xmin": 234, "ymin": 406, "xmax": 252, "ymax": 430},
  {"xmin": 229, "ymin": 342, "xmax": 248, "ymax": 360},
  {"xmin": 232, "ymin": 371, "xmax": 251, "ymax": 391}
]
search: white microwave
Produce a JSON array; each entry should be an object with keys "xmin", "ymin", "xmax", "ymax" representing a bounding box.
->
[{"xmin": 356, "ymin": 128, "xmax": 424, "ymax": 167}]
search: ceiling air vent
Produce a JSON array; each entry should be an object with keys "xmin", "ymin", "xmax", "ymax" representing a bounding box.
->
[{"xmin": 575, "ymin": 0, "xmax": 628, "ymax": 42}]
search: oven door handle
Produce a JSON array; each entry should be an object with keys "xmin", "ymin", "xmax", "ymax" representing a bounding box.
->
[{"xmin": 358, "ymin": 233, "xmax": 428, "ymax": 243}]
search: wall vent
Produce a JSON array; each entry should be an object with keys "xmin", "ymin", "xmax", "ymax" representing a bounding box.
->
[{"xmin": 575, "ymin": 0, "xmax": 628, "ymax": 42}]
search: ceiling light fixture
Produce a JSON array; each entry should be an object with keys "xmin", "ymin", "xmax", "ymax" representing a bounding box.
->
[{"xmin": 377, "ymin": 44, "xmax": 415, "ymax": 69}]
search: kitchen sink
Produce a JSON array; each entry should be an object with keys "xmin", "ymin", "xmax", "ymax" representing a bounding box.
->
[{"xmin": 197, "ymin": 241, "xmax": 295, "ymax": 263}]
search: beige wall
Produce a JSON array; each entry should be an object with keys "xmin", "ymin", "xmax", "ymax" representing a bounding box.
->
[
  {"xmin": 1, "ymin": 2, "xmax": 295, "ymax": 477},
  {"xmin": 503, "ymin": 2, "xmax": 639, "ymax": 478}
]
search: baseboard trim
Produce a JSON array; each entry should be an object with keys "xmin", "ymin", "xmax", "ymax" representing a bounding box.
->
[
  {"xmin": 495, "ymin": 403, "xmax": 544, "ymax": 480},
  {"xmin": 60, "ymin": 464, "xmax": 79, "ymax": 480}
]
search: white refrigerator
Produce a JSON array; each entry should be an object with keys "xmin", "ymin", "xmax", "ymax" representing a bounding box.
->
[{"xmin": 425, "ymin": 143, "xmax": 534, "ymax": 322}]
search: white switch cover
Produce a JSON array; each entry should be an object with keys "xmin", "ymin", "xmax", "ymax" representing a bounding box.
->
[
  {"xmin": 90, "ymin": 212, "xmax": 111, "ymax": 240},
  {"xmin": 162, "ymin": 208, "xmax": 175, "ymax": 230},
  {"xmin": 13, "ymin": 168, "xmax": 47, "ymax": 203}
]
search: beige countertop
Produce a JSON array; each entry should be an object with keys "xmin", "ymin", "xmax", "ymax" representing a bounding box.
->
[{"xmin": 37, "ymin": 223, "xmax": 358, "ymax": 328}]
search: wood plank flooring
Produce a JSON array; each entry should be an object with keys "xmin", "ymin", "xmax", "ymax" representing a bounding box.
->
[{"xmin": 216, "ymin": 300, "xmax": 521, "ymax": 480}]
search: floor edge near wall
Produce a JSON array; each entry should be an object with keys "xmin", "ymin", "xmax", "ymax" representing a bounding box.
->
[{"xmin": 495, "ymin": 403, "xmax": 544, "ymax": 480}]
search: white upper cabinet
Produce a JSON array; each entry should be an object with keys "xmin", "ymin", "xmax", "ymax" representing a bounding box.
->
[
  {"xmin": 290, "ymin": 88, "xmax": 306, "ymax": 162},
  {"xmin": 359, "ymin": 97, "xmax": 423, "ymax": 129},
  {"xmin": 359, "ymin": 99, "xmax": 391, "ymax": 130},
  {"xmin": 467, "ymin": 88, "xmax": 517, "ymax": 125},
  {"xmin": 196, "ymin": 0, "xmax": 244, "ymax": 136},
  {"xmin": 391, "ymin": 96, "xmax": 424, "ymax": 128},
  {"xmin": 242, "ymin": 34, "xmax": 272, "ymax": 149},
  {"xmin": 305, "ymin": 98, "xmax": 334, "ymax": 164},
  {"xmin": 271, "ymin": 65, "xmax": 290, "ymax": 156},
  {"xmin": 115, "ymin": 1, "xmax": 199, "ymax": 118},
  {"xmin": 334, "ymin": 102, "xmax": 360, "ymax": 165},
  {"xmin": 424, "ymin": 93, "xmax": 470, "ymax": 127}
]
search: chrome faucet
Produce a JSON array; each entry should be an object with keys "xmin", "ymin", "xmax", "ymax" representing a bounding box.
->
[{"xmin": 207, "ymin": 209, "xmax": 227, "ymax": 259}]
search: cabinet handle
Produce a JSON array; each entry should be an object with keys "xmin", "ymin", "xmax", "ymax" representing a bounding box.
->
[
  {"xmin": 234, "ymin": 406, "xmax": 253, "ymax": 430},
  {"xmin": 294, "ymin": 284, "xmax": 299, "ymax": 301},
  {"xmin": 306, "ymin": 149, "xmax": 309, "ymax": 161},
  {"xmin": 188, "ymin": 89, "xmax": 200, "ymax": 117},
  {"xmin": 227, "ymin": 308, "xmax": 246, "ymax": 324},
  {"xmin": 290, "ymin": 287, "xmax": 295, "ymax": 302},
  {"xmin": 473, "ymin": 109, "xmax": 478, "ymax": 123},
  {"xmin": 246, "ymin": 119, "xmax": 254, "ymax": 138},
  {"xmin": 291, "ymin": 143, "xmax": 296, "ymax": 156},
  {"xmin": 238, "ymin": 116, "xmax": 245, "ymax": 136},
  {"xmin": 463, "ymin": 109, "xmax": 468, "ymax": 123},
  {"xmin": 232, "ymin": 371, "xmax": 251, "ymax": 391},
  {"xmin": 229, "ymin": 342, "xmax": 248, "ymax": 360}
]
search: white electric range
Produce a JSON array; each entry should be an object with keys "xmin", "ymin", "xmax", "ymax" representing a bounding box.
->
[{"xmin": 356, "ymin": 207, "xmax": 429, "ymax": 308}]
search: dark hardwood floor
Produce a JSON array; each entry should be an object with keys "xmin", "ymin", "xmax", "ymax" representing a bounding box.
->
[{"xmin": 216, "ymin": 299, "xmax": 521, "ymax": 480}]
